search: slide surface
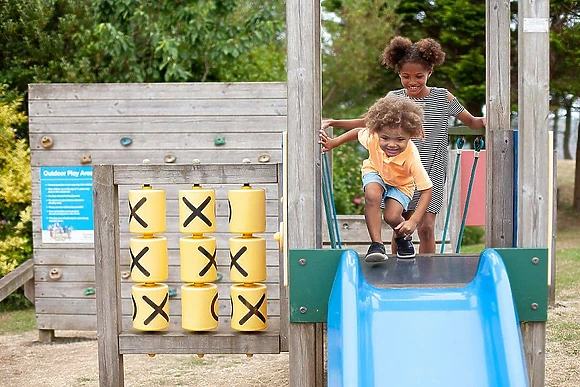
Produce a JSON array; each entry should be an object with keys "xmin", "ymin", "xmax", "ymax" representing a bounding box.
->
[{"xmin": 327, "ymin": 249, "xmax": 529, "ymax": 387}]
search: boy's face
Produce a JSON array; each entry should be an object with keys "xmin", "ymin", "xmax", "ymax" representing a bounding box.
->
[{"xmin": 377, "ymin": 127, "xmax": 411, "ymax": 157}]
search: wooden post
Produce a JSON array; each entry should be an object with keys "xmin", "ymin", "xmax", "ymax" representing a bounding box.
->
[
  {"xmin": 93, "ymin": 165, "xmax": 124, "ymax": 387},
  {"xmin": 286, "ymin": 0, "xmax": 324, "ymax": 386},
  {"xmin": 518, "ymin": 0, "xmax": 550, "ymax": 386},
  {"xmin": 485, "ymin": 0, "xmax": 514, "ymax": 248}
]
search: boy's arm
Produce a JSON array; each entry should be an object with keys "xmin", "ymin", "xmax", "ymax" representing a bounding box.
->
[
  {"xmin": 395, "ymin": 187, "xmax": 432, "ymax": 236},
  {"xmin": 318, "ymin": 127, "xmax": 362, "ymax": 152},
  {"xmin": 321, "ymin": 118, "xmax": 366, "ymax": 130}
]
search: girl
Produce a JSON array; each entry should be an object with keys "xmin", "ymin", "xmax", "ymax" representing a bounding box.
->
[
  {"xmin": 319, "ymin": 95, "xmax": 432, "ymax": 261},
  {"xmin": 322, "ymin": 36, "xmax": 485, "ymax": 254}
]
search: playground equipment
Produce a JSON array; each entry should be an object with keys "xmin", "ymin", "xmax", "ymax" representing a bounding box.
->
[
  {"xmin": 93, "ymin": 163, "xmax": 284, "ymax": 386},
  {"xmin": 28, "ymin": 82, "xmax": 287, "ymax": 342},
  {"xmin": 289, "ymin": 247, "xmax": 547, "ymax": 387}
]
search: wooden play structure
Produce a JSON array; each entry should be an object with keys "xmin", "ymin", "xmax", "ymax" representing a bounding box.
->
[
  {"xmin": 285, "ymin": 1, "xmax": 550, "ymax": 387},
  {"xmin": 25, "ymin": 0, "xmax": 552, "ymax": 386},
  {"xmin": 28, "ymin": 82, "xmax": 287, "ymax": 341}
]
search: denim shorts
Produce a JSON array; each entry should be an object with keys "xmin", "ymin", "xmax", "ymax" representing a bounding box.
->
[{"xmin": 362, "ymin": 172, "xmax": 411, "ymax": 211}]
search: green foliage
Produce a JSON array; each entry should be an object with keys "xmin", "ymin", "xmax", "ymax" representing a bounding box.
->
[
  {"xmin": 83, "ymin": 1, "xmax": 286, "ymax": 82},
  {"xmin": 395, "ymin": 0, "xmax": 487, "ymax": 114},
  {"xmin": 460, "ymin": 226, "xmax": 485, "ymax": 246},
  {"xmin": 0, "ymin": 88, "xmax": 32, "ymax": 279},
  {"xmin": 330, "ymin": 140, "xmax": 367, "ymax": 215}
]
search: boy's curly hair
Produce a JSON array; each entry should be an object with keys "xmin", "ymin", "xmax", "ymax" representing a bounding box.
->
[
  {"xmin": 364, "ymin": 95, "xmax": 424, "ymax": 138},
  {"xmin": 381, "ymin": 36, "xmax": 445, "ymax": 72}
]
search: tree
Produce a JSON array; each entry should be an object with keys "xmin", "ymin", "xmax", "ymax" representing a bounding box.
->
[
  {"xmin": 395, "ymin": 0, "xmax": 487, "ymax": 115},
  {"xmin": 0, "ymin": 88, "xmax": 31, "ymax": 278},
  {"xmin": 82, "ymin": 0, "xmax": 285, "ymax": 82},
  {"xmin": 321, "ymin": 0, "xmax": 401, "ymax": 214}
]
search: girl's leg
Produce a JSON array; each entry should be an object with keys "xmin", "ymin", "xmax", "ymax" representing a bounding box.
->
[
  {"xmin": 417, "ymin": 212, "xmax": 436, "ymax": 253},
  {"xmin": 364, "ymin": 182, "xmax": 385, "ymax": 242}
]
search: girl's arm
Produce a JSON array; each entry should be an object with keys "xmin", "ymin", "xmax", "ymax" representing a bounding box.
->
[
  {"xmin": 318, "ymin": 127, "xmax": 362, "ymax": 152},
  {"xmin": 321, "ymin": 118, "xmax": 366, "ymax": 130},
  {"xmin": 447, "ymin": 91, "xmax": 486, "ymax": 129},
  {"xmin": 395, "ymin": 187, "xmax": 432, "ymax": 237},
  {"xmin": 456, "ymin": 110, "xmax": 486, "ymax": 130}
]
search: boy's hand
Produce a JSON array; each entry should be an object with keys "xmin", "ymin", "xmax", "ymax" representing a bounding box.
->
[
  {"xmin": 321, "ymin": 119, "xmax": 334, "ymax": 130},
  {"xmin": 318, "ymin": 129, "xmax": 337, "ymax": 153},
  {"xmin": 395, "ymin": 219, "xmax": 418, "ymax": 238}
]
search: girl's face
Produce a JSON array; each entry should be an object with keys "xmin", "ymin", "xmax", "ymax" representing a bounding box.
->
[
  {"xmin": 377, "ymin": 127, "xmax": 411, "ymax": 157},
  {"xmin": 398, "ymin": 62, "xmax": 432, "ymax": 98}
]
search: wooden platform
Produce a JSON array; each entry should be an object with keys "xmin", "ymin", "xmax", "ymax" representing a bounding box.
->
[{"xmin": 360, "ymin": 254, "xmax": 479, "ymax": 288}]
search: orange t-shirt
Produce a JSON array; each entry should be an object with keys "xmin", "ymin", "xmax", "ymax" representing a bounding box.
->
[{"xmin": 358, "ymin": 128, "xmax": 432, "ymax": 199}]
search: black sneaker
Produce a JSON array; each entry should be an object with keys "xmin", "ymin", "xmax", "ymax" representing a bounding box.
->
[
  {"xmin": 365, "ymin": 242, "xmax": 387, "ymax": 263},
  {"xmin": 395, "ymin": 236, "xmax": 416, "ymax": 259}
]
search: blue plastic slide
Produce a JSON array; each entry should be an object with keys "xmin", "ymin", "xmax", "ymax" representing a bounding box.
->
[{"xmin": 327, "ymin": 249, "xmax": 529, "ymax": 387}]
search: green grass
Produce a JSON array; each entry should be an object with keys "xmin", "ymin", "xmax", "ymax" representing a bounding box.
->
[
  {"xmin": 554, "ymin": 248, "xmax": 580, "ymax": 300},
  {"xmin": 0, "ymin": 307, "xmax": 35, "ymax": 334}
]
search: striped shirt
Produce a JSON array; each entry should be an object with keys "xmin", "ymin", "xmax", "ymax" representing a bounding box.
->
[{"xmin": 388, "ymin": 87, "xmax": 465, "ymax": 213}]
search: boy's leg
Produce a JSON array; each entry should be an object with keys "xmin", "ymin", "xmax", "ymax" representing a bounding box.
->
[
  {"xmin": 362, "ymin": 174, "xmax": 388, "ymax": 262},
  {"xmin": 391, "ymin": 211, "xmax": 412, "ymax": 255},
  {"xmin": 364, "ymin": 182, "xmax": 385, "ymax": 243},
  {"xmin": 417, "ymin": 212, "xmax": 436, "ymax": 253}
]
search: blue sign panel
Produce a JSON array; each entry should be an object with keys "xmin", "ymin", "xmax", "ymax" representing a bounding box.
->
[{"xmin": 40, "ymin": 166, "xmax": 93, "ymax": 243}]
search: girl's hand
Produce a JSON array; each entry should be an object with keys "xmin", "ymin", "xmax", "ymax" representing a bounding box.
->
[{"xmin": 318, "ymin": 129, "xmax": 337, "ymax": 153}]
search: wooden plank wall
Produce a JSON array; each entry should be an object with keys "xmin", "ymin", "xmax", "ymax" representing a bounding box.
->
[{"xmin": 28, "ymin": 82, "xmax": 287, "ymax": 333}]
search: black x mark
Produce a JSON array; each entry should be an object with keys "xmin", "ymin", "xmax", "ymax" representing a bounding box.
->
[
  {"xmin": 230, "ymin": 246, "xmax": 248, "ymax": 277},
  {"xmin": 131, "ymin": 295, "xmax": 137, "ymax": 321},
  {"xmin": 238, "ymin": 294, "xmax": 266, "ymax": 325},
  {"xmin": 129, "ymin": 197, "xmax": 148, "ymax": 228},
  {"xmin": 198, "ymin": 245, "xmax": 217, "ymax": 277},
  {"xmin": 210, "ymin": 293, "xmax": 219, "ymax": 322},
  {"xmin": 130, "ymin": 246, "xmax": 151, "ymax": 277},
  {"xmin": 142, "ymin": 293, "xmax": 169, "ymax": 325},
  {"xmin": 182, "ymin": 196, "xmax": 212, "ymax": 228}
]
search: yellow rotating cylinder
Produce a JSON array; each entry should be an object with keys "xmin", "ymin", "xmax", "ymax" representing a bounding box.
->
[
  {"xmin": 129, "ymin": 236, "xmax": 168, "ymax": 283},
  {"xmin": 229, "ymin": 236, "xmax": 266, "ymax": 283},
  {"xmin": 132, "ymin": 283, "xmax": 170, "ymax": 331},
  {"xmin": 129, "ymin": 185, "xmax": 166, "ymax": 235},
  {"xmin": 230, "ymin": 283, "xmax": 268, "ymax": 331},
  {"xmin": 181, "ymin": 283, "xmax": 219, "ymax": 331},
  {"xmin": 228, "ymin": 184, "xmax": 266, "ymax": 235},
  {"xmin": 179, "ymin": 185, "xmax": 216, "ymax": 235},
  {"xmin": 180, "ymin": 236, "xmax": 217, "ymax": 283}
]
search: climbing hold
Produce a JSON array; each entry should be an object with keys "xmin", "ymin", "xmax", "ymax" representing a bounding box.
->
[
  {"xmin": 192, "ymin": 159, "xmax": 201, "ymax": 165},
  {"xmin": 216, "ymin": 272, "xmax": 223, "ymax": 282},
  {"xmin": 49, "ymin": 268, "xmax": 62, "ymax": 280},
  {"xmin": 148, "ymin": 354, "xmax": 156, "ymax": 358},
  {"xmin": 84, "ymin": 287, "xmax": 96, "ymax": 296},
  {"xmin": 197, "ymin": 354, "xmax": 204, "ymax": 358},
  {"xmin": 258, "ymin": 154, "xmax": 271, "ymax": 163},
  {"xmin": 80, "ymin": 155, "xmax": 92, "ymax": 165},
  {"xmin": 40, "ymin": 136, "xmax": 54, "ymax": 149},
  {"xmin": 164, "ymin": 154, "xmax": 176, "ymax": 163},
  {"xmin": 120, "ymin": 137, "xmax": 133, "ymax": 146},
  {"xmin": 474, "ymin": 137, "xmax": 485, "ymax": 152},
  {"xmin": 214, "ymin": 136, "xmax": 226, "ymax": 146},
  {"xmin": 121, "ymin": 271, "xmax": 131, "ymax": 279},
  {"xmin": 242, "ymin": 158, "xmax": 251, "ymax": 164},
  {"xmin": 142, "ymin": 159, "xmax": 151, "ymax": 164},
  {"xmin": 168, "ymin": 286, "xmax": 177, "ymax": 297}
]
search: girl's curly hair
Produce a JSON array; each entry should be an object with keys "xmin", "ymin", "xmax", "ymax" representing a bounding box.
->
[
  {"xmin": 364, "ymin": 95, "xmax": 424, "ymax": 138},
  {"xmin": 381, "ymin": 36, "xmax": 445, "ymax": 72}
]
